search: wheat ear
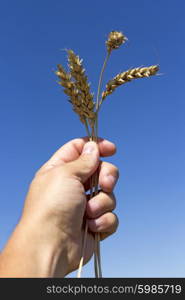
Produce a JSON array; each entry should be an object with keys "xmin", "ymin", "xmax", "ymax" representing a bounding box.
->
[
  {"xmin": 101, "ymin": 65, "xmax": 159, "ymax": 102},
  {"xmin": 56, "ymin": 64, "xmax": 85, "ymax": 124},
  {"xmin": 67, "ymin": 50, "xmax": 96, "ymax": 129}
]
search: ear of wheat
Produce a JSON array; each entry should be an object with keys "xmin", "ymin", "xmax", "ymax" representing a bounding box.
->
[
  {"xmin": 56, "ymin": 57, "xmax": 96, "ymax": 130},
  {"xmin": 55, "ymin": 31, "xmax": 159, "ymax": 278},
  {"xmin": 101, "ymin": 65, "xmax": 159, "ymax": 102}
]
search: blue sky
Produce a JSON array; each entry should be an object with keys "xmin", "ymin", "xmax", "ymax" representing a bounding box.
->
[{"xmin": 0, "ymin": 0, "xmax": 185, "ymax": 277}]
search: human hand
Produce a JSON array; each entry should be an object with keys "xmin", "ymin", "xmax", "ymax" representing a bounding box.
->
[{"xmin": 0, "ymin": 137, "xmax": 119, "ymax": 278}]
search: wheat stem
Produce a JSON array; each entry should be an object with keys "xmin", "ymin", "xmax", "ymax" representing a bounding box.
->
[
  {"xmin": 77, "ymin": 221, "xmax": 88, "ymax": 278},
  {"xmin": 84, "ymin": 119, "xmax": 91, "ymax": 138},
  {"xmin": 95, "ymin": 50, "xmax": 111, "ymax": 111},
  {"xmin": 93, "ymin": 50, "xmax": 112, "ymax": 278},
  {"xmin": 77, "ymin": 124, "xmax": 93, "ymax": 278}
]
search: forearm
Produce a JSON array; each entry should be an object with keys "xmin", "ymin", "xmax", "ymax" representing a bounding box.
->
[{"xmin": 0, "ymin": 218, "xmax": 68, "ymax": 278}]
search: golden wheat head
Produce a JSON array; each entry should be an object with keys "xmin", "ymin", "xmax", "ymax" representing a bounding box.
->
[
  {"xmin": 106, "ymin": 31, "xmax": 127, "ymax": 52},
  {"xmin": 102, "ymin": 65, "xmax": 159, "ymax": 100}
]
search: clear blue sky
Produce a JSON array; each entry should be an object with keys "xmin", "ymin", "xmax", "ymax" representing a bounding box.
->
[{"xmin": 0, "ymin": 0, "xmax": 185, "ymax": 277}]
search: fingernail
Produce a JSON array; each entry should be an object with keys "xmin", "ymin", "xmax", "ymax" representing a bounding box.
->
[{"xmin": 82, "ymin": 142, "xmax": 96, "ymax": 154}]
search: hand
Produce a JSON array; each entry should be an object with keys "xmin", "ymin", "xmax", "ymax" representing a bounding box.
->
[{"xmin": 0, "ymin": 137, "xmax": 119, "ymax": 277}]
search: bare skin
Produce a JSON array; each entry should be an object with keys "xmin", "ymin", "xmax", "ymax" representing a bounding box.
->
[{"xmin": 0, "ymin": 137, "xmax": 119, "ymax": 277}]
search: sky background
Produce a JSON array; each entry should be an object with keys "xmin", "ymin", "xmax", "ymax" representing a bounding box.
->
[{"xmin": 0, "ymin": 0, "xmax": 185, "ymax": 277}]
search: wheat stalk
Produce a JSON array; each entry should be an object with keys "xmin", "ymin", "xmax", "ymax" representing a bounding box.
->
[
  {"xmin": 55, "ymin": 30, "xmax": 159, "ymax": 279},
  {"xmin": 93, "ymin": 31, "xmax": 127, "ymax": 277}
]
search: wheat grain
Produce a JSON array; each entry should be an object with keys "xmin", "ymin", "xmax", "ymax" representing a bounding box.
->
[{"xmin": 102, "ymin": 65, "xmax": 159, "ymax": 100}]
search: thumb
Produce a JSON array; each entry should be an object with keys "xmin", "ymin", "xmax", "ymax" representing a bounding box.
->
[{"xmin": 64, "ymin": 141, "xmax": 99, "ymax": 183}]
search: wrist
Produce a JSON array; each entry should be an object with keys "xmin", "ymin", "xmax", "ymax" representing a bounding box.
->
[
  {"xmin": 18, "ymin": 217, "xmax": 69, "ymax": 277},
  {"xmin": 0, "ymin": 217, "xmax": 69, "ymax": 278}
]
